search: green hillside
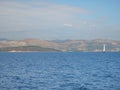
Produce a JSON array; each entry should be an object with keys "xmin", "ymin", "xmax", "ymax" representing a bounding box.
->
[{"xmin": 0, "ymin": 46, "xmax": 60, "ymax": 52}]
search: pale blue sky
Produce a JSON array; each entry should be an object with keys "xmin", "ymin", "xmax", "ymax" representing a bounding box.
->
[{"xmin": 0, "ymin": 0, "xmax": 120, "ymax": 40}]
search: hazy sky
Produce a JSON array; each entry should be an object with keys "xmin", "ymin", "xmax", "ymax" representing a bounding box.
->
[{"xmin": 0, "ymin": 0, "xmax": 120, "ymax": 40}]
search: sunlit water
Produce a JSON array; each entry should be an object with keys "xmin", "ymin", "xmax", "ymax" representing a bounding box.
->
[{"xmin": 0, "ymin": 52, "xmax": 120, "ymax": 90}]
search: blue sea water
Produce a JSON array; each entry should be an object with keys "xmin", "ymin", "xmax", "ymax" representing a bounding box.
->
[{"xmin": 0, "ymin": 52, "xmax": 120, "ymax": 90}]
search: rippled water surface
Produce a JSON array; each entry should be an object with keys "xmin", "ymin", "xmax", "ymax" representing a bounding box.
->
[{"xmin": 0, "ymin": 52, "xmax": 120, "ymax": 90}]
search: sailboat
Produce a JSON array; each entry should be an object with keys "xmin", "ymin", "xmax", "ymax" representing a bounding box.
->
[{"xmin": 103, "ymin": 44, "xmax": 106, "ymax": 52}]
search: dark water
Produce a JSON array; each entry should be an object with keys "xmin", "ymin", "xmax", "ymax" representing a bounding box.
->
[{"xmin": 0, "ymin": 52, "xmax": 120, "ymax": 90}]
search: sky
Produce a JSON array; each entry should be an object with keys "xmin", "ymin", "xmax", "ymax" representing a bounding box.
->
[{"xmin": 0, "ymin": 0, "xmax": 120, "ymax": 40}]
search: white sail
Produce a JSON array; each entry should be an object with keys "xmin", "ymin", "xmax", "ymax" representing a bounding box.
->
[{"xmin": 103, "ymin": 44, "xmax": 106, "ymax": 52}]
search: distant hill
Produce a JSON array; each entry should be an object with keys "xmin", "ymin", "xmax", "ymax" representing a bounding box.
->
[
  {"xmin": 0, "ymin": 39, "xmax": 120, "ymax": 52},
  {"xmin": 0, "ymin": 38, "xmax": 11, "ymax": 41},
  {"xmin": 0, "ymin": 46, "xmax": 60, "ymax": 52}
]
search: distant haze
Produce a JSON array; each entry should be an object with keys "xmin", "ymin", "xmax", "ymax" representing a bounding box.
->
[{"xmin": 0, "ymin": 0, "xmax": 120, "ymax": 40}]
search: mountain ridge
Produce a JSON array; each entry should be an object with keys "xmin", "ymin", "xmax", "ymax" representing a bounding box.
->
[{"xmin": 0, "ymin": 38, "xmax": 120, "ymax": 52}]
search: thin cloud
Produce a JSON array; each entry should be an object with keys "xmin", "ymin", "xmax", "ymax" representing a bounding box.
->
[
  {"xmin": 64, "ymin": 24, "xmax": 73, "ymax": 27},
  {"xmin": 0, "ymin": 1, "xmax": 91, "ymax": 32}
]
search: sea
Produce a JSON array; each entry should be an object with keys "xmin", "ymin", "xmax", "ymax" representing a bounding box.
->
[{"xmin": 0, "ymin": 52, "xmax": 120, "ymax": 90}]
